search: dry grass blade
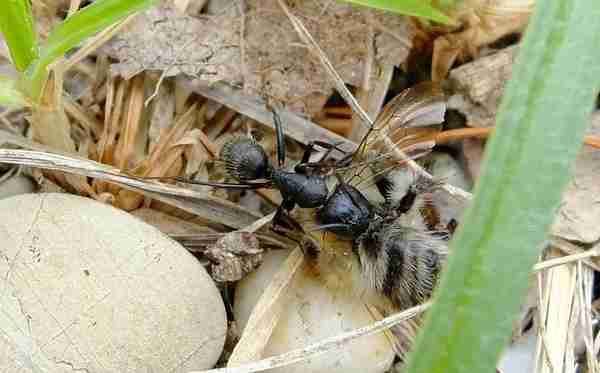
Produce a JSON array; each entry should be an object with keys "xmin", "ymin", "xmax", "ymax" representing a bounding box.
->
[
  {"xmin": 172, "ymin": 232, "xmax": 290, "ymax": 253},
  {"xmin": 190, "ymin": 302, "xmax": 429, "ymax": 373},
  {"xmin": 551, "ymin": 236, "xmax": 600, "ymax": 272},
  {"xmin": 182, "ymin": 80, "xmax": 354, "ymax": 152},
  {"xmin": 227, "ymin": 247, "xmax": 305, "ymax": 366},
  {"xmin": 535, "ymin": 248, "xmax": 578, "ymax": 373},
  {"xmin": 0, "ymin": 148, "xmax": 260, "ymax": 228},
  {"xmin": 274, "ymin": 0, "xmax": 472, "ymax": 202},
  {"xmin": 533, "ymin": 246, "xmax": 600, "ymax": 272},
  {"xmin": 240, "ymin": 212, "xmax": 277, "ymax": 234},
  {"xmin": 577, "ymin": 262, "xmax": 597, "ymax": 373},
  {"xmin": 275, "ymin": 0, "xmax": 370, "ymax": 128}
]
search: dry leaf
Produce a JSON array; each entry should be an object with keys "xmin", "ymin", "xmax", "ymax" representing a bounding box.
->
[
  {"xmin": 104, "ymin": 1, "xmax": 413, "ymax": 116},
  {"xmin": 447, "ymin": 45, "xmax": 518, "ymax": 128},
  {"xmin": 431, "ymin": 0, "xmax": 532, "ymax": 81},
  {"xmin": 552, "ymin": 112, "xmax": 600, "ymax": 243},
  {"xmin": 206, "ymin": 232, "xmax": 263, "ymax": 282}
]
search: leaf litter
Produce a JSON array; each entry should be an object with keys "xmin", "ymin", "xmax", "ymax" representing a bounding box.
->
[
  {"xmin": 1, "ymin": 1, "xmax": 600, "ymax": 373},
  {"xmin": 103, "ymin": 0, "xmax": 413, "ymax": 116}
]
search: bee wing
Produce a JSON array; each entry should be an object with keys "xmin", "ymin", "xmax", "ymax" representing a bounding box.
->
[
  {"xmin": 342, "ymin": 82, "xmax": 446, "ymax": 191},
  {"xmin": 362, "ymin": 82, "xmax": 446, "ymax": 159}
]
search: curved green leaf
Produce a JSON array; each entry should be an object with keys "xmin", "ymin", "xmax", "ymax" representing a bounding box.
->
[
  {"xmin": 0, "ymin": 0, "xmax": 38, "ymax": 72},
  {"xmin": 340, "ymin": 0, "xmax": 454, "ymax": 24},
  {"xmin": 404, "ymin": 1, "xmax": 600, "ymax": 373},
  {"xmin": 25, "ymin": 0, "xmax": 157, "ymax": 101}
]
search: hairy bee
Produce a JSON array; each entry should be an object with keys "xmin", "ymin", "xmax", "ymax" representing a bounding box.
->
[{"xmin": 353, "ymin": 211, "xmax": 449, "ymax": 309}]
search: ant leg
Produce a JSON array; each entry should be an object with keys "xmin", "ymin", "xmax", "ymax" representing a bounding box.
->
[
  {"xmin": 300, "ymin": 141, "xmax": 348, "ymax": 164},
  {"xmin": 270, "ymin": 202, "xmax": 320, "ymax": 262},
  {"xmin": 271, "ymin": 198, "xmax": 297, "ymax": 231},
  {"xmin": 295, "ymin": 141, "xmax": 350, "ymax": 174}
]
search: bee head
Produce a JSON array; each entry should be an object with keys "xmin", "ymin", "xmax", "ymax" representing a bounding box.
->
[
  {"xmin": 317, "ymin": 183, "xmax": 373, "ymax": 239},
  {"xmin": 220, "ymin": 137, "xmax": 272, "ymax": 181}
]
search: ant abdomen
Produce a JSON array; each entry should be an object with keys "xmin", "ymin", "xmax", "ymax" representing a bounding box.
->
[{"xmin": 220, "ymin": 137, "xmax": 271, "ymax": 181}]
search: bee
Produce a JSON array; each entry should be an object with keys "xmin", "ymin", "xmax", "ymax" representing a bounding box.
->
[
  {"xmin": 301, "ymin": 82, "xmax": 454, "ymax": 312},
  {"xmin": 351, "ymin": 177, "xmax": 450, "ymax": 310}
]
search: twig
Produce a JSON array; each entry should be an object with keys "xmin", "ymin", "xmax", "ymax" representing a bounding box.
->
[
  {"xmin": 189, "ymin": 302, "xmax": 429, "ymax": 373},
  {"xmin": 227, "ymin": 247, "xmax": 305, "ymax": 366},
  {"xmin": 432, "ymin": 127, "xmax": 600, "ymax": 149},
  {"xmin": 0, "ymin": 146, "xmax": 260, "ymax": 228},
  {"xmin": 533, "ymin": 247, "xmax": 600, "ymax": 272}
]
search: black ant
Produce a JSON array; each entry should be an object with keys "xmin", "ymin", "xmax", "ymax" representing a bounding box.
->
[{"xmin": 147, "ymin": 103, "xmax": 372, "ymax": 236}]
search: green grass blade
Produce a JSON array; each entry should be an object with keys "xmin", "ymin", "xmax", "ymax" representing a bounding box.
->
[
  {"xmin": 25, "ymin": 0, "xmax": 157, "ymax": 101},
  {"xmin": 404, "ymin": 1, "xmax": 600, "ymax": 373},
  {"xmin": 340, "ymin": 0, "xmax": 454, "ymax": 24},
  {"xmin": 0, "ymin": 0, "xmax": 38, "ymax": 72},
  {"xmin": 0, "ymin": 76, "xmax": 28, "ymax": 108}
]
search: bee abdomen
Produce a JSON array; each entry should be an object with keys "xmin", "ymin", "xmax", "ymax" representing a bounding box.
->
[
  {"xmin": 220, "ymin": 137, "xmax": 271, "ymax": 181},
  {"xmin": 356, "ymin": 222, "xmax": 447, "ymax": 309}
]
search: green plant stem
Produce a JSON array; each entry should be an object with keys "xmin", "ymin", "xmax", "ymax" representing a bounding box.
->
[
  {"xmin": 0, "ymin": 0, "xmax": 38, "ymax": 72},
  {"xmin": 0, "ymin": 76, "xmax": 28, "ymax": 108},
  {"xmin": 404, "ymin": 1, "xmax": 600, "ymax": 373},
  {"xmin": 24, "ymin": 0, "xmax": 157, "ymax": 102}
]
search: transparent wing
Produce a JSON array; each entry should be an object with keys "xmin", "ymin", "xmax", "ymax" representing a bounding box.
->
[{"xmin": 341, "ymin": 81, "xmax": 447, "ymax": 191}]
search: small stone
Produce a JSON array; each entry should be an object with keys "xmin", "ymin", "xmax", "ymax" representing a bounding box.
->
[
  {"xmin": 0, "ymin": 174, "xmax": 35, "ymax": 199},
  {"xmin": 0, "ymin": 193, "xmax": 227, "ymax": 372},
  {"xmin": 234, "ymin": 250, "xmax": 395, "ymax": 373}
]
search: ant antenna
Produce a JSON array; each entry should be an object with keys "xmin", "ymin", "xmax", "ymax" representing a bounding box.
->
[
  {"xmin": 273, "ymin": 109, "xmax": 286, "ymax": 168},
  {"xmin": 265, "ymin": 101, "xmax": 286, "ymax": 169}
]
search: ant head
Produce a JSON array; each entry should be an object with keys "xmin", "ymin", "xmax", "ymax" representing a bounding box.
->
[
  {"xmin": 317, "ymin": 183, "xmax": 373, "ymax": 239},
  {"xmin": 220, "ymin": 137, "xmax": 271, "ymax": 181}
]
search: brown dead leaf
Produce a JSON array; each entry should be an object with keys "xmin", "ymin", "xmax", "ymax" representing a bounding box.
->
[
  {"xmin": 430, "ymin": 0, "xmax": 532, "ymax": 81},
  {"xmin": 206, "ymin": 232, "xmax": 263, "ymax": 282},
  {"xmin": 447, "ymin": 45, "xmax": 518, "ymax": 127},
  {"xmin": 104, "ymin": 1, "xmax": 413, "ymax": 116},
  {"xmin": 552, "ymin": 112, "xmax": 600, "ymax": 243},
  {"xmin": 105, "ymin": 3, "xmax": 241, "ymax": 81}
]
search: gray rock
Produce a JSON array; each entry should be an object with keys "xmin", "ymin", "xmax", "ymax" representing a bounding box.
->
[{"xmin": 0, "ymin": 193, "xmax": 226, "ymax": 372}]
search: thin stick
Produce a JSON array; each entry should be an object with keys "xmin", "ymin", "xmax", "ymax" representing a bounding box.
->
[
  {"xmin": 189, "ymin": 302, "xmax": 430, "ymax": 373},
  {"xmin": 227, "ymin": 247, "xmax": 304, "ymax": 366},
  {"xmin": 533, "ymin": 248, "xmax": 600, "ymax": 272},
  {"xmin": 432, "ymin": 127, "xmax": 600, "ymax": 149}
]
